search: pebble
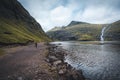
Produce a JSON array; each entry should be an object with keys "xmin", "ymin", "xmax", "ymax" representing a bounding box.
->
[
  {"xmin": 48, "ymin": 55, "xmax": 58, "ymax": 60},
  {"xmin": 18, "ymin": 77, "xmax": 23, "ymax": 80},
  {"xmin": 53, "ymin": 60, "xmax": 62, "ymax": 66},
  {"xmin": 58, "ymin": 69, "xmax": 66, "ymax": 75}
]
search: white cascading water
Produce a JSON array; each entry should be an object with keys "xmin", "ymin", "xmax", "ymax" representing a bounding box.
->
[{"xmin": 100, "ymin": 27, "xmax": 106, "ymax": 42}]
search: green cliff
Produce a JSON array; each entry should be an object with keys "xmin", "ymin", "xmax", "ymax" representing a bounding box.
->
[{"xmin": 0, "ymin": 0, "xmax": 50, "ymax": 45}]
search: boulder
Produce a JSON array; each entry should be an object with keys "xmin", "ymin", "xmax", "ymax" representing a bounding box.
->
[
  {"xmin": 58, "ymin": 69, "xmax": 67, "ymax": 75},
  {"xmin": 17, "ymin": 77, "xmax": 23, "ymax": 80},
  {"xmin": 48, "ymin": 55, "xmax": 58, "ymax": 61},
  {"xmin": 53, "ymin": 60, "xmax": 62, "ymax": 66}
]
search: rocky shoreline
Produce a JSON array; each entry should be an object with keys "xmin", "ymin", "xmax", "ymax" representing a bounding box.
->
[{"xmin": 46, "ymin": 43, "xmax": 85, "ymax": 80}]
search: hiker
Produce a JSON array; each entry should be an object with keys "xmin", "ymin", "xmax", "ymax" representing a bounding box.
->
[{"xmin": 35, "ymin": 42, "xmax": 37, "ymax": 48}]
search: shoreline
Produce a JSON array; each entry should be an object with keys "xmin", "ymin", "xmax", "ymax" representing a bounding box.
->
[
  {"xmin": 46, "ymin": 43, "xmax": 85, "ymax": 80},
  {"xmin": 0, "ymin": 42, "xmax": 85, "ymax": 80}
]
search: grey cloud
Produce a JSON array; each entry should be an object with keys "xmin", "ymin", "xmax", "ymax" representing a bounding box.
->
[{"xmin": 18, "ymin": 0, "xmax": 120, "ymax": 31}]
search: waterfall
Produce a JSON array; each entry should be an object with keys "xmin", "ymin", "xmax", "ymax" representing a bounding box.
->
[{"xmin": 100, "ymin": 27, "xmax": 106, "ymax": 41}]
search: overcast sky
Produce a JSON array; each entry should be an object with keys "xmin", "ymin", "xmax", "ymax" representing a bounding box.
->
[{"xmin": 18, "ymin": 0, "xmax": 120, "ymax": 32}]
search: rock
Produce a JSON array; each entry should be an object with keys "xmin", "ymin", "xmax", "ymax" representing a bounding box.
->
[
  {"xmin": 53, "ymin": 60, "xmax": 62, "ymax": 66},
  {"xmin": 35, "ymin": 70, "xmax": 38, "ymax": 73},
  {"xmin": 58, "ymin": 43, "xmax": 61, "ymax": 45},
  {"xmin": 17, "ymin": 77, "xmax": 23, "ymax": 80},
  {"xmin": 58, "ymin": 69, "xmax": 67, "ymax": 75},
  {"xmin": 7, "ymin": 75, "xmax": 10, "ymax": 78},
  {"xmin": 48, "ymin": 55, "xmax": 58, "ymax": 61},
  {"xmin": 58, "ymin": 70, "xmax": 64, "ymax": 74},
  {"xmin": 49, "ymin": 66, "xmax": 56, "ymax": 72},
  {"xmin": 45, "ymin": 58, "xmax": 50, "ymax": 62},
  {"xmin": 47, "ymin": 44, "xmax": 85, "ymax": 80}
]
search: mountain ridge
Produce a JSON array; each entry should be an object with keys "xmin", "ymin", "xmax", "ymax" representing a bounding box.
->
[
  {"xmin": 47, "ymin": 21, "xmax": 104, "ymax": 41},
  {"xmin": 67, "ymin": 21, "xmax": 89, "ymax": 26},
  {"xmin": 47, "ymin": 20, "xmax": 120, "ymax": 41}
]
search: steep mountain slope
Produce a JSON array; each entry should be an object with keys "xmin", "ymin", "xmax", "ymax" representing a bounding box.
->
[
  {"xmin": 47, "ymin": 21, "xmax": 104, "ymax": 41},
  {"xmin": 105, "ymin": 20, "xmax": 120, "ymax": 41},
  {"xmin": 0, "ymin": 0, "xmax": 50, "ymax": 44}
]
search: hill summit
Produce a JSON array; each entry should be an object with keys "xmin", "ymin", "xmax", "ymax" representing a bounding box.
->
[{"xmin": 67, "ymin": 21, "xmax": 89, "ymax": 26}]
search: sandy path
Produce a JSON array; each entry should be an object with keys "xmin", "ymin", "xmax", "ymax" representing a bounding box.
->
[{"xmin": 0, "ymin": 43, "xmax": 51, "ymax": 80}]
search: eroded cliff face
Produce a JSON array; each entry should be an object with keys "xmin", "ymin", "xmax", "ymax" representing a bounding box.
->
[{"xmin": 0, "ymin": 0, "xmax": 50, "ymax": 44}]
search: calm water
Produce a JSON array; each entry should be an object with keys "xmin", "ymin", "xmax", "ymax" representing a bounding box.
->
[{"xmin": 51, "ymin": 41, "xmax": 120, "ymax": 80}]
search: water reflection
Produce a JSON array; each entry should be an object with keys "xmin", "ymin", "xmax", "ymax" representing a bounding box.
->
[{"xmin": 51, "ymin": 41, "xmax": 120, "ymax": 80}]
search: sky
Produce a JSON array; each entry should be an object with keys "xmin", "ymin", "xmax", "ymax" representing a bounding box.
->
[{"xmin": 18, "ymin": 0, "xmax": 120, "ymax": 32}]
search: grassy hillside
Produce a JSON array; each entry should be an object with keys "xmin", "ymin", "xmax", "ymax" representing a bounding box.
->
[
  {"xmin": 47, "ymin": 20, "xmax": 120, "ymax": 41},
  {"xmin": 47, "ymin": 22, "xmax": 104, "ymax": 41},
  {"xmin": 105, "ymin": 20, "xmax": 120, "ymax": 41},
  {"xmin": 0, "ymin": 0, "xmax": 51, "ymax": 45},
  {"xmin": 65, "ymin": 24, "xmax": 104, "ymax": 41},
  {"xmin": 0, "ymin": 18, "xmax": 50, "ymax": 43}
]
